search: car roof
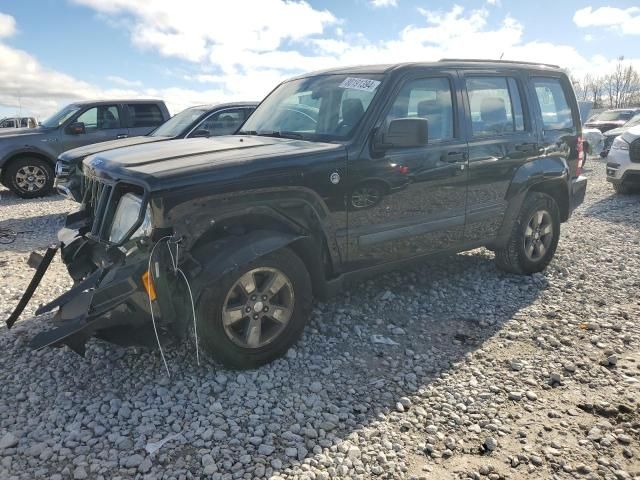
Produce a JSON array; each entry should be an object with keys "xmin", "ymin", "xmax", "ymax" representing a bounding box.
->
[
  {"xmin": 186, "ymin": 101, "xmax": 259, "ymax": 110},
  {"xmin": 69, "ymin": 99, "xmax": 165, "ymax": 107},
  {"xmin": 290, "ymin": 59, "xmax": 563, "ymax": 80}
]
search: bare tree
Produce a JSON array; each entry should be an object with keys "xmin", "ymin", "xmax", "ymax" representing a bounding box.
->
[
  {"xmin": 587, "ymin": 75, "xmax": 605, "ymax": 109},
  {"xmin": 604, "ymin": 57, "xmax": 640, "ymax": 108}
]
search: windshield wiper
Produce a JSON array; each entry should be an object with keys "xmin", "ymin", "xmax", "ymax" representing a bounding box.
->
[{"xmin": 256, "ymin": 130, "xmax": 305, "ymax": 139}]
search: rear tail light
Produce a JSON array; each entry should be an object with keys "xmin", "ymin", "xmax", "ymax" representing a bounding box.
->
[
  {"xmin": 576, "ymin": 136, "xmax": 584, "ymax": 176},
  {"xmin": 396, "ymin": 165, "xmax": 409, "ymax": 174}
]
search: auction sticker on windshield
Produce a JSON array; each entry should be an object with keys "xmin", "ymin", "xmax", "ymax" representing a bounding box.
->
[{"xmin": 339, "ymin": 77, "xmax": 381, "ymax": 92}]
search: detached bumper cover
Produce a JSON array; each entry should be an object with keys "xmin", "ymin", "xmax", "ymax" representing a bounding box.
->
[{"xmin": 5, "ymin": 231, "xmax": 152, "ymax": 354}]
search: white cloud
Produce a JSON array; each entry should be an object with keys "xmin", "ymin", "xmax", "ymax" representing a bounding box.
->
[
  {"xmin": 486, "ymin": 0, "xmax": 501, "ymax": 6},
  {"xmin": 574, "ymin": 6, "xmax": 640, "ymax": 35},
  {"xmin": 0, "ymin": 12, "xmax": 16, "ymax": 38},
  {"xmin": 1, "ymin": 4, "xmax": 640, "ymax": 119},
  {"xmin": 106, "ymin": 75, "xmax": 142, "ymax": 88},
  {"xmin": 370, "ymin": 0, "xmax": 398, "ymax": 7}
]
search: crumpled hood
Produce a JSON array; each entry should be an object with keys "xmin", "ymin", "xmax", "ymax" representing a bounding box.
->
[
  {"xmin": 84, "ymin": 135, "xmax": 345, "ymax": 190},
  {"xmin": 59, "ymin": 135, "xmax": 167, "ymax": 164}
]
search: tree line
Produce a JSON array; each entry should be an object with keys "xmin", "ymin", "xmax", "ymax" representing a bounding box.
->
[{"xmin": 571, "ymin": 57, "xmax": 640, "ymax": 109}]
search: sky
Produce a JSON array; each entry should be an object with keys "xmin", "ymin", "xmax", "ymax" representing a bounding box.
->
[{"xmin": 0, "ymin": 0, "xmax": 639, "ymax": 119}]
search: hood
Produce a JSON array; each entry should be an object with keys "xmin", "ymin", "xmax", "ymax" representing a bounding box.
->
[
  {"xmin": 585, "ymin": 120, "xmax": 626, "ymax": 127},
  {"xmin": 604, "ymin": 126, "xmax": 626, "ymax": 137},
  {"xmin": 621, "ymin": 125, "xmax": 640, "ymax": 143},
  {"xmin": 0, "ymin": 126, "xmax": 48, "ymax": 139},
  {"xmin": 59, "ymin": 135, "xmax": 167, "ymax": 163},
  {"xmin": 85, "ymin": 135, "xmax": 345, "ymax": 190}
]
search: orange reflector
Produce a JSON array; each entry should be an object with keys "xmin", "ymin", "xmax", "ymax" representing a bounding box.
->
[{"xmin": 142, "ymin": 271, "xmax": 157, "ymax": 301}]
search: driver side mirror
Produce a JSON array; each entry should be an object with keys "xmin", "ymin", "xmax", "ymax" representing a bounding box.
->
[
  {"xmin": 67, "ymin": 122, "xmax": 85, "ymax": 135},
  {"xmin": 190, "ymin": 129, "xmax": 210, "ymax": 138},
  {"xmin": 376, "ymin": 118, "xmax": 428, "ymax": 149}
]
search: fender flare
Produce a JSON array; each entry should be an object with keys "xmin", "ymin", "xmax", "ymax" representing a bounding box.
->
[
  {"xmin": 493, "ymin": 156, "xmax": 569, "ymax": 246},
  {"xmin": 188, "ymin": 229, "xmax": 307, "ymax": 301},
  {"xmin": 1, "ymin": 145, "xmax": 56, "ymax": 165}
]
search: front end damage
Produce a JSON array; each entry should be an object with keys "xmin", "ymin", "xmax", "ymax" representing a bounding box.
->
[{"xmin": 5, "ymin": 179, "xmax": 191, "ymax": 355}]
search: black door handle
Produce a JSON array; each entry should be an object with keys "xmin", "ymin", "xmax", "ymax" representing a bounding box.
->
[
  {"xmin": 117, "ymin": 133, "xmax": 128, "ymax": 139},
  {"xmin": 444, "ymin": 151, "xmax": 466, "ymax": 163}
]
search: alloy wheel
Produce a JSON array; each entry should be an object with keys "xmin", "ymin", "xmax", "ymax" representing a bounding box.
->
[
  {"xmin": 15, "ymin": 165, "xmax": 47, "ymax": 193},
  {"xmin": 221, "ymin": 267, "xmax": 294, "ymax": 349},
  {"xmin": 523, "ymin": 209, "xmax": 553, "ymax": 262},
  {"xmin": 351, "ymin": 185, "xmax": 381, "ymax": 209}
]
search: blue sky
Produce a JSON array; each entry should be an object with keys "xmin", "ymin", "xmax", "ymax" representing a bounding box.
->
[{"xmin": 0, "ymin": 0, "xmax": 638, "ymax": 118}]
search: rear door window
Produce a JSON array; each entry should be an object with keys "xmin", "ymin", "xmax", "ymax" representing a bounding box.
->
[
  {"xmin": 466, "ymin": 76, "xmax": 525, "ymax": 137},
  {"xmin": 531, "ymin": 77, "xmax": 574, "ymax": 130},
  {"xmin": 127, "ymin": 104, "xmax": 164, "ymax": 128}
]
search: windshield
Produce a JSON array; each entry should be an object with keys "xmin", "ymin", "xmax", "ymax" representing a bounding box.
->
[
  {"xmin": 624, "ymin": 114, "xmax": 640, "ymax": 128},
  {"xmin": 239, "ymin": 74, "xmax": 383, "ymax": 141},
  {"xmin": 40, "ymin": 105, "xmax": 81, "ymax": 128},
  {"xmin": 150, "ymin": 106, "xmax": 209, "ymax": 137},
  {"xmin": 596, "ymin": 110, "xmax": 634, "ymax": 122}
]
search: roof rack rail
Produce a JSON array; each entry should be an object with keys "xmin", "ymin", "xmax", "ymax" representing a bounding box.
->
[{"xmin": 438, "ymin": 58, "xmax": 560, "ymax": 69}]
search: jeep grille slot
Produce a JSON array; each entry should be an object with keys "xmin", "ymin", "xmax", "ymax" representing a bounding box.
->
[{"xmin": 83, "ymin": 175, "xmax": 114, "ymax": 238}]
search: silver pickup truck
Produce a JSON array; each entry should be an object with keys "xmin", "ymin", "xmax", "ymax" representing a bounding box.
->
[{"xmin": 0, "ymin": 99, "xmax": 169, "ymax": 198}]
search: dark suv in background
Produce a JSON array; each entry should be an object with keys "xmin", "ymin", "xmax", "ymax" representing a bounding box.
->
[
  {"xmin": 0, "ymin": 99, "xmax": 169, "ymax": 197},
  {"xmin": 9, "ymin": 60, "xmax": 586, "ymax": 370},
  {"xmin": 55, "ymin": 102, "xmax": 257, "ymax": 202},
  {"xmin": 585, "ymin": 108, "xmax": 640, "ymax": 133}
]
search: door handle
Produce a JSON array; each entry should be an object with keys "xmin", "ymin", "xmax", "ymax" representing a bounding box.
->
[
  {"xmin": 117, "ymin": 134, "xmax": 128, "ymax": 139},
  {"xmin": 444, "ymin": 152, "xmax": 466, "ymax": 163},
  {"xmin": 515, "ymin": 143, "xmax": 536, "ymax": 153}
]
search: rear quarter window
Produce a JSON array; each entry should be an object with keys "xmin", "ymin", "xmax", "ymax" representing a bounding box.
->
[
  {"xmin": 531, "ymin": 77, "xmax": 575, "ymax": 130},
  {"xmin": 127, "ymin": 104, "xmax": 165, "ymax": 128}
]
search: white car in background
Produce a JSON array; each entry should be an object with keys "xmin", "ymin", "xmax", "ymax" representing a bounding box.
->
[{"xmin": 606, "ymin": 124, "xmax": 640, "ymax": 194}]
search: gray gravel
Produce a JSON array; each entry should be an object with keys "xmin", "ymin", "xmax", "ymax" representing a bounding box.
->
[{"xmin": 0, "ymin": 157, "xmax": 638, "ymax": 480}]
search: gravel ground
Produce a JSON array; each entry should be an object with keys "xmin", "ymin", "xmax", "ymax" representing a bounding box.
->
[{"xmin": 0, "ymin": 158, "xmax": 638, "ymax": 480}]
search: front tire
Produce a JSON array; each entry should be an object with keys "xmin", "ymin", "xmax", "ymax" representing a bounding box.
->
[
  {"xmin": 197, "ymin": 247, "xmax": 313, "ymax": 369},
  {"xmin": 495, "ymin": 192, "xmax": 560, "ymax": 274},
  {"xmin": 6, "ymin": 157, "xmax": 54, "ymax": 198}
]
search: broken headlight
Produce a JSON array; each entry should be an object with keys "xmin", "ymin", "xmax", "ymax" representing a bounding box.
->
[{"xmin": 109, "ymin": 193, "xmax": 152, "ymax": 243}]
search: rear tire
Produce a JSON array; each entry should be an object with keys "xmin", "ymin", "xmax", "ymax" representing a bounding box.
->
[
  {"xmin": 495, "ymin": 192, "xmax": 560, "ymax": 275},
  {"xmin": 612, "ymin": 182, "xmax": 637, "ymax": 195},
  {"xmin": 196, "ymin": 247, "xmax": 313, "ymax": 369},
  {"xmin": 6, "ymin": 157, "xmax": 54, "ymax": 198}
]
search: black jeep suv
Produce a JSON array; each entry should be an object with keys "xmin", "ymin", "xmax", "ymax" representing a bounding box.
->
[{"xmin": 8, "ymin": 60, "xmax": 587, "ymax": 369}]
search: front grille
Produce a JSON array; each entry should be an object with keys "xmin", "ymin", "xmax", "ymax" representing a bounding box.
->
[
  {"xmin": 631, "ymin": 138, "xmax": 640, "ymax": 164},
  {"xmin": 82, "ymin": 174, "xmax": 114, "ymax": 238}
]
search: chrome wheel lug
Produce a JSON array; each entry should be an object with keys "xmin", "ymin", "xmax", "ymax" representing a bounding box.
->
[
  {"xmin": 250, "ymin": 295, "xmax": 257, "ymax": 301},
  {"xmin": 263, "ymin": 306, "xmax": 269, "ymax": 312},
  {"xmin": 253, "ymin": 314, "xmax": 259, "ymax": 319},
  {"xmin": 245, "ymin": 306, "xmax": 252, "ymax": 313},
  {"xmin": 262, "ymin": 295, "xmax": 267, "ymax": 301}
]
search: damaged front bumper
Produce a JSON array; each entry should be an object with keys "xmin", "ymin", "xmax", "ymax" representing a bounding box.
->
[{"xmin": 5, "ymin": 211, "xmax": 158, "ymax": 355}]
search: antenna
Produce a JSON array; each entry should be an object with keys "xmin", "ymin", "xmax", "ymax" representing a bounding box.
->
[{"xmin": 499, "ymin": 52, "xmax": 504, "ymax": 60}]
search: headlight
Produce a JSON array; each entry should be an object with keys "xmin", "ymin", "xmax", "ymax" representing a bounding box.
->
[
  {"xmin": 611, "ymin": 136, "xmax": 629, "ymax": 151},
  {"xmin": 109, "ymin": 193, "xmax": 152, "ymax": 243}
]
